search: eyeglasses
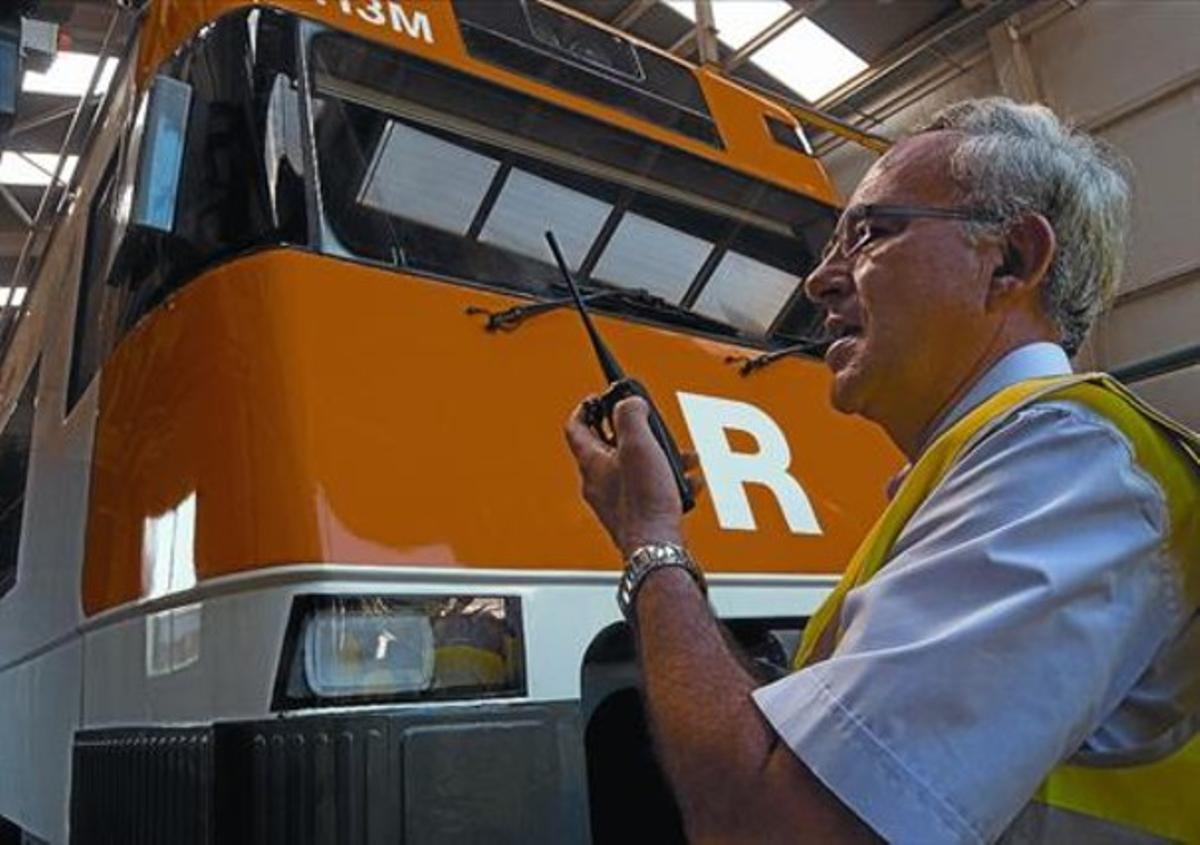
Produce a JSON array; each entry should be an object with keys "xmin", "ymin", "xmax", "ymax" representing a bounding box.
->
[{"xmin": 819, "ymin": 204, "xmax": 999, "ymax": 265}]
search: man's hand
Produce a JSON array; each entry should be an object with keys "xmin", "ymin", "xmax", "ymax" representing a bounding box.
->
[{"xmin": 564, "ymin": 396, "xmax": 700, "ymax": 556}]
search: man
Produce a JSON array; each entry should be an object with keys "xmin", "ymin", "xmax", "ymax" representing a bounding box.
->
[{"xmin": 564, "ymin": 98, "xmax": 1198, "ymax": 843}]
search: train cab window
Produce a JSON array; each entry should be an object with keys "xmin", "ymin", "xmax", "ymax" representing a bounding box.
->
[
  {"xmin": 0, "ymin": 363, "xmax": 38, "ymax": 599},
  {"xmin": 309, "ymin": 30, "xmax": 833, "ymax": 343},
  {"xmin": 693, "ymin": 226, "xmax": 811, "ymax": 336},
  {"xmin": 589, "ymin": 207, "xmax": 714, "ymax": 303}
]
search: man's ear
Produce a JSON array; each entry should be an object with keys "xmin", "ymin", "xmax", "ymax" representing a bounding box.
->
[{"xmin": 986, "ymin": 213, "xmax": 1056, "ymax": 309}]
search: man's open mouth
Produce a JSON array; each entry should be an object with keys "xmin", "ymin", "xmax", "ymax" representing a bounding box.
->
[{"xmin": 822, "ymin": 317, "xmax": 864, "ymax": 369}]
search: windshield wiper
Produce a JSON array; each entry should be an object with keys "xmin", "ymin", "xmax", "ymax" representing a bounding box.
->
[
  {"xmin": 725, "ymin": 336, "xmax": 828, "ymax": 375},
  {"xmin": 467, "ymin": 283, "xmax": 742, "ymax": 337}
]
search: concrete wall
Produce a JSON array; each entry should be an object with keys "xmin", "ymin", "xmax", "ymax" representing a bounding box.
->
[{"xmin": 817, "ymin": 0, "xmax": 1200, "ymax": 426}]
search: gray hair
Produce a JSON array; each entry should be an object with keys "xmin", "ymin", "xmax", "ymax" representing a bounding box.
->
[{"xmin": 912, "ymin": 98, "xmax": 1133, "ymax": 354}]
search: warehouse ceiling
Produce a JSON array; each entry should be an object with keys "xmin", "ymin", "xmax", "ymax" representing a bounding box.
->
[{"xmin": 0, "ymin": 0, "xmax": 1041, "ymax": 296}]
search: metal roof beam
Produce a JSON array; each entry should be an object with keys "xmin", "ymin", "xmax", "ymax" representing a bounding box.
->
[
  {"xmin": 692, "ymin": 0, "xmax": 719, "ymax": 65},
  {"xmin": 668, "ymin": 0, "xmax": 719, "ymax": 62},
  {"xmin": 986, "ymin": 16, "xmax": 1041, "ymax": 101},
  {"xmin": 668, "ymin": 27, "xmax": 696, "ymax": 56},
  {"xmin": 611, "ymin": 0, "xmax": 657, "ymax": 29},
  {"xmin": 7, "ymin": 102, "xmax": 78, "ymax": 137}
]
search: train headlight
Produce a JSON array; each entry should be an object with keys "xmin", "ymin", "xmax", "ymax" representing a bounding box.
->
[{"xmin": 274, "ymin": 595, "xmax": 526, "ymax": 709}]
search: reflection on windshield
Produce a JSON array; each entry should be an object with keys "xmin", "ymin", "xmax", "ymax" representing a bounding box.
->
[
  {"xmin": 694, "ymin": 251, "xmax": 801, "ymax": 335},
  {"xmin": 591, "ymin": 211, "xmax": 712, "ymax": 303},
  {"xmin": 477, "ymin": 168, "xmax": 612, "ymax": 271},
  {"xmin": 359, "ymin": 121, "xmax": 500, "ymax": 237}
]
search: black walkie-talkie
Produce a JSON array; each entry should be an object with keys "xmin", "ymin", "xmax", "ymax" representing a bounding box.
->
[{"xmin": 545, "ymin": 231, "xmax": 695, "ymax": 513}]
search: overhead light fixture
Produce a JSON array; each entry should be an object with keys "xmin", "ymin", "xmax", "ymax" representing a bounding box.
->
[
  {"xmin": 0, "ymin": 288, "xmax": 27, "ymax": 308},
  {"xmin": 0, "ymin": 151, "xmax": 77, "ymax": 186},
  {"xmin": 664, "ymin": 1, "xmax": 867, "ymax": 101},
  {"xmin": 22, "ymin": 51, "xmax": 117, "ymax": 97}
]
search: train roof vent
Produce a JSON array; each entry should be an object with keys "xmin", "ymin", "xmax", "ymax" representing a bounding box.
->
[{"xmin": 452, "ymin": 0, "xmax": 723, "ymax": 148}]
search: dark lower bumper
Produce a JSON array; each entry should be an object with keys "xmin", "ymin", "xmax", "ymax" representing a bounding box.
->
[{"xmin": 70, "ymin": 701, "xmax": 589, "ymax": 845}]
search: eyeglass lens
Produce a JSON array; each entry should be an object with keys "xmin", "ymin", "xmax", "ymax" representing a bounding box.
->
[{"xmin": 820, "ymin": 210, "xmax": 870, "ymax": 263}]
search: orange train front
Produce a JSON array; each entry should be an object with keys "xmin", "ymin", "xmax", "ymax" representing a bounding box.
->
[
  {"xmin": 83, "ymin": 249, "xmax": 898, "ymax": 612},
  {"xmin": 0, "ymin": 1, "xmax": 900, "ymax": 842}
]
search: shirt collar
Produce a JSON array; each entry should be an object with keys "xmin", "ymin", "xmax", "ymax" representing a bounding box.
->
[
  {"xmin": 886, "ymin": 343, "xmax": 1073, "ymax": 498},
  {"xmin": 923, "ymin": 342, "xmax": 1073, "ymax": 448}
]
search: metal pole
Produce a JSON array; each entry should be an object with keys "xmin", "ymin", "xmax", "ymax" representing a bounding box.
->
[
  {"xmin": 7, "ymin": 102, "xmax": 78, "ymax": 136},
  {"xmin": 692, "ymin": 0, "xmax": 719, "ymax": 65}
]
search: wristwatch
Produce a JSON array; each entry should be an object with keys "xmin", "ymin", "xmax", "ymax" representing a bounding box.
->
[{"xmin": 617, "ymin": 542, "xmax": 707, "ymax": 621}]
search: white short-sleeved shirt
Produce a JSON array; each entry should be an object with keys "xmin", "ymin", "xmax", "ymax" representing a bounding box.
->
[{"xmin": 752, "ymin": 343, "xmax": 1198, "ymax": 843}]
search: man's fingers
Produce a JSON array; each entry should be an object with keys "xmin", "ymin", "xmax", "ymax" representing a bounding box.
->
[
  {"xmin": 564, "ymin": 400, "xmax": 612, "ymax": 462},
  {"xmin": 681, "ymin": 450, "xmax": 700, "ymax": 472},
  {"xmin": 687, "ymin": 470, "xmax": 706, "ymax": 499}
]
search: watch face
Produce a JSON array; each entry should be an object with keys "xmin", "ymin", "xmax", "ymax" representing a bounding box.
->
[{"xmin": 630, "ymin": 543, "xmax": 688, "ymax": 567}]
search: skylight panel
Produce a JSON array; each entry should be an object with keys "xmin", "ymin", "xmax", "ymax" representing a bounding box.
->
[
  {"xmin": 663, "ymin": 1, "xmax": 867, "ymax": 101},
  {"xmin": 753, "ymin": 19, "xmax": 868, "ymax": 101},
  {"xmin": 712, "ymin": 1, "xmax": 790, "ymax": 49},
  {"xmin": 666, "ymin": 1, "xmax": 792, "ymax": 48},
  {"xmin": 0, "ymin": 152, "xmax": 78, "ymax": 186},
  {"xmin": 22, "ymin": 52, "xmax": 118, "ymax": 97}
]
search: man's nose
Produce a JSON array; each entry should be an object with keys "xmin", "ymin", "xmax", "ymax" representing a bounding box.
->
[{"xmin": 803, "ymin": 257, "xmax": 852, "ymax": 305}]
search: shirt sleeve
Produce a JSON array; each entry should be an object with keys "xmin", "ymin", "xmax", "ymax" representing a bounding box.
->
[{"xmin": 751, "ymin": 402, "xmax": 1180, "ymax": 845}]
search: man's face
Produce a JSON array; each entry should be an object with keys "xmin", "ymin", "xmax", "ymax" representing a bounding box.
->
[{"xmin": 804, "ymin": 132, "xmax": 1005, "ymax": 447}]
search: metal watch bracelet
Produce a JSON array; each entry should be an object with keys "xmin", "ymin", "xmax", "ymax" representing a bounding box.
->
[{"xmin": 617, "ymin": 542, "xmax": 707, "ymax": 621}]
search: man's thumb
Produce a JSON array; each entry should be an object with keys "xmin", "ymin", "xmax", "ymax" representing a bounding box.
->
[{"xmin": 612, "ymin": 396, "xmax": 651, "ymax": 441}]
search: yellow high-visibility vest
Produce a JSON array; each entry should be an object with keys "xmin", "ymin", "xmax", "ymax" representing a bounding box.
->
[{"xmin": 793, "ymin": 373, "xmax": 1200, "ymax": 842}]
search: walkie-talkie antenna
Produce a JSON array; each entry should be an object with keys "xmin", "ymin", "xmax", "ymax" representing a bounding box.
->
[
  {"xmin": 546, "ymin": 231, "xmax": 695, "ymax": 513},
  {"xmin": 545, "ymin": 232, "xmax": 625, "ymax": 383}
]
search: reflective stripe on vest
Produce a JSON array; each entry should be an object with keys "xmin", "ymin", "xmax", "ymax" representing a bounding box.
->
[{"xmin": 791, "ymin": 373, "xmax": 1200, "ymax": 842}]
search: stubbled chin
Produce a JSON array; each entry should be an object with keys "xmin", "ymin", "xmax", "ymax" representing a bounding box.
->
[{"xmin": 830, "ymin": 371, "xmax": 859, "ymax": 413}]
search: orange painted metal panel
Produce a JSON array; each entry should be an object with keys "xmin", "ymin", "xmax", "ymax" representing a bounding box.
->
[
  {"xmin": 134, "ymin": 0, "xmax": 839, "ymax": 206},
  {"xmin": 83, "ymin": 250, "xmax": 899, "ymax": 614}
]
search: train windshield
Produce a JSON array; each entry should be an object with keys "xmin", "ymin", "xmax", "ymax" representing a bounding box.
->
[{"xmin": 308, "ymin": 31, "xmax": 834, "ymax": 341}]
